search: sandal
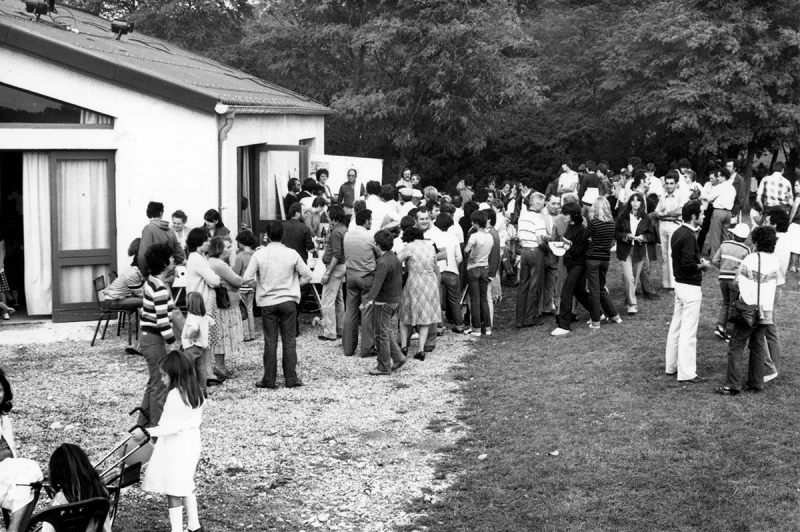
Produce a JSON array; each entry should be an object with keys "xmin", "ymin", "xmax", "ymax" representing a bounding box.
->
[{"xmin": 714, "ymin": 386, "xmax": 740, "ymax": 396}]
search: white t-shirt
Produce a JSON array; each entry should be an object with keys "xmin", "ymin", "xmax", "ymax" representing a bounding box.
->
[
  {"xmin": 182, "ymin": 313, "xmax": 215, "ymax": 349},
  {"xmin": 558, "ymin": 170, "xmax": 580, "ymax": 194}
]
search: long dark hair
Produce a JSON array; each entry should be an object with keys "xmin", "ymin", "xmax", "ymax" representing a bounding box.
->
[
  {"xmin": 0, "ymin": 369, "xmax": 12, "ymax": 414},
  {"xmin": 49, "ymin": 443, "xmax": 110, "ymax": 503},
  {"xmin": 203, "ymin": 209, "xmax": 225, "ymax": 229},
  {"xmin": 161, "ymin": 351, "xmax": 204, "ymax": 409},
  {"xmin": 620, "ymin": 192, "xmax": 647, "ymax": 219}
]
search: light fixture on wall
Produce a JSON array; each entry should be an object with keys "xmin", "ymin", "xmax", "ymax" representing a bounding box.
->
[
  {"xmin": 24, "ymin": 0, "xmax": 55, "ymax": 21},
  {"xmin": 111, "ymin": 20, "xmax": 134, "ymax": 40}
]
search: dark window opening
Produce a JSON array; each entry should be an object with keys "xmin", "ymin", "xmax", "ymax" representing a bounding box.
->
[{"xmin": 0, "ymin": 83, "xmax": 112, "ymax": 124}]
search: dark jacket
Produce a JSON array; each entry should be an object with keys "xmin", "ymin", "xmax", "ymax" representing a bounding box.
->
[
  {"xmin": 615, "ymin": 211, "xmax": 656, "ymax": 262},
  {"xmin": 282, "ymin": 219, "xmax": 314, "ymax": 263},
  {"xmin": 137, "ymin": 219, "xmax": 185, "ymax": 276},
  {"xmin": 562, "ymin": 223, "xmax": 588, "ymax": 269},
  {"xmin": 671, "ymin": 225, "xmax": 703, "ymax": 286}
]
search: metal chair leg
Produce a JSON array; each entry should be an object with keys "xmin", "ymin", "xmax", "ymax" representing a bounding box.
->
[
  {"xmin": 102, "ymin": 313, "xmax": 112, "ymax": 340},
  {"xmin": 91, "ymin": 316, "xmax": 104, "ymax": 346},
  {"xmin": 116, "ymin": 312, "xmax": 124, "ymax": 337}
]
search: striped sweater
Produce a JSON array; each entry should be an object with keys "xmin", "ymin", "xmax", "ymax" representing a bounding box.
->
[
  {"xmin": 711, "ymin": 240, "xmax": 750, "ymax": 280},
  {"xmin": 584, "ymin": 219, "xmax": 616, "ymax": 261},
  {"xmin": 141, "ymin": 276, "xmax": 175, "ymax": 343}
]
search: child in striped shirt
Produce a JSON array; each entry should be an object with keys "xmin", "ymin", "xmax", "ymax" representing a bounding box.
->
[{"xmin": 711, "ymin": 223, "xmax": 750, "ymax": 340}]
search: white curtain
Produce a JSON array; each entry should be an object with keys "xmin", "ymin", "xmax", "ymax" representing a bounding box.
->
[
  {"xmin": 79, "ymin": 111, "xmax": 113, "ymax": 125},
  {"xmin": 55, "ymin": 160, "xmax": 110, "ymax": 304},
  {"xmin": 22, "ymin": 152, "xmax": 52, "ymax": 315},
  {"xmin": 239, "ymin": 146, "xmax": 252, "ymax": 228}
]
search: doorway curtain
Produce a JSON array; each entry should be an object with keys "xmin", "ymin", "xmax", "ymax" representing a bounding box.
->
[{"xmin": 22, "ymin": 152, "xmax": 52, "ymax": 315}]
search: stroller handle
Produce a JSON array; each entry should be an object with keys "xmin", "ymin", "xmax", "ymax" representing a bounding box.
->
[{"xmin": 128, "ymin": 407, "xmax": 150, "ymax": 424}]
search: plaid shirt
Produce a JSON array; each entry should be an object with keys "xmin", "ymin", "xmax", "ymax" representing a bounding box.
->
[{"xmin": 757, "ymin": 172, "xmax": 794, "ymax": 207}]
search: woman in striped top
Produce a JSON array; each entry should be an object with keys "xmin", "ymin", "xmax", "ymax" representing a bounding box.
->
[
  {"xmin": 139, "ymin": 242, "xmax": 176, "ymax": 428},
  {"xmin": 584, "ymin": 197, "xmax": 622, "ymax": 328}
]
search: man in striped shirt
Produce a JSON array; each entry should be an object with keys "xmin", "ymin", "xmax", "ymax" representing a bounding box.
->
[
  {"xmin": 139, "ymin": 242, "xmax": 177, "ymax": 426},
  {"xmin": 515, "ymin": 192, "xmax": 548, "ymax": 328},
  {"xmin": 710, "ymin": 223, "xmax": 750, "ymax": 340}
]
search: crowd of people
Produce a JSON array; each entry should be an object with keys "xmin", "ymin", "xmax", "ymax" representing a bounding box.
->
[{"xmin": 1, "ymin": 158, "xmax": 796, "ymax": 532}]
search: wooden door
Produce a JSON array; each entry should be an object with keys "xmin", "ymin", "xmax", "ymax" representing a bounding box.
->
[{"xmin": 50, "ymin": 151, "xmax": 116, "ymax": 322}]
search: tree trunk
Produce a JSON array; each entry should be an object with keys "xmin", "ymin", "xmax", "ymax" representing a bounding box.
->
[
  {"xmin": 769, "ymin": 148, "xmax": 780, "ymax": 173},
  {"xmin": 743, "ymin": 145, "xmax": 755, "ymax": 180},
  {"xmin": 788, "ymin": 147, "xmax": 799, "ymax": 182}
]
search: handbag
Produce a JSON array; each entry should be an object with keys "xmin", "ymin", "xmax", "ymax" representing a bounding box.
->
[
  {"xmin": 214, "ymin": 286, "xmax": 231, "ymax": 310},
  {"xmin": 729, "ymin": 253, "xmax": 760, "ymax": 328}
]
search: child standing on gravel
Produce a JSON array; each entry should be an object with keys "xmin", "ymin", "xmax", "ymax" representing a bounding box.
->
[
  {"xmin": 182, "ymin": 292, "xmax": 215, "ymax": 396},
  {"xmin": 133, "ymin": 351, "xmax": 204, "ymax": 532}
]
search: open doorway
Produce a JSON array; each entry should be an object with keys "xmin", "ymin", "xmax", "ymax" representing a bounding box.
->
[{"xmin": 0, "ymin": 151, "xmax": 26, "ymax": 321}]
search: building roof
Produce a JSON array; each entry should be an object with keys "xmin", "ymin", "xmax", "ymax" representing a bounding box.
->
[{"xmin": 0, "ymin": 0, "xmax": 332, "ymax": 115}]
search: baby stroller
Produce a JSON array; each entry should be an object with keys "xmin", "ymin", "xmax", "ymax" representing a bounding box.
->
[
  {"xmin": 12, "ymin": 408, "xmax": 152, "ymax": 531},
  {"xmin": 92, "ymin": 407, "xmax": 153, "ymax": 530}
]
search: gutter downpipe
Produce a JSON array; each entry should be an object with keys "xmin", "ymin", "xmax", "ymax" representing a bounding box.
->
[{"xmin": 216, "ymin": 103, "xmax": 236, "ymax": 218}]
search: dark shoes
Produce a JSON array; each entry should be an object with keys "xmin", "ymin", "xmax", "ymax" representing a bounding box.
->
[
  {"xmin": 207, "ymin": 378, "xmax": 224, "ymax": 387},
  {"xmin": 715, "ymin": 386, "xmax": 740, "ymax": 396},
  {"xmin": 665, "ymin": 372, "xmax": 677, "ymax": 377},
  {"xmin": 360, "ymin": 349, "xmax": 378, "ymax": 358},
  {"xmin": 413, "ymin": 352, "xmax": 426, "ymax": 361},
  {"xmin": 392, "ymin": 357, "xmax": 407, "ymax": 371},
  {"xmin": 318, "ymin": 335, "xmax": 337, "ymax": 342},
  {"xmin": 368, "ymin": 368, "xmax": 391, "ymax": 376},
  {"xmin": 678, "ymin": 376, "xmax": 708, "ymax": 383},
  {"xmin": 286, "ymin": 379, "xmax": 304, "ymax": 388},
  {"xmin": 255, "ymin": 380, "xmax": 277, "ymax": 389},
  {"xmin": 124, "ymin": 347, "xmax": 142, "ymax": 356},
  {"xmin": 213, "ymin": 368, "xmax": 230, "ymax": 381}
]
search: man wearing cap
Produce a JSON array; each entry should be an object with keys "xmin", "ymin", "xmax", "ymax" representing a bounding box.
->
[
  {"xmin": 711, "ymin": 223, "xmax": 751, "ymax": 341},
  {"xmin": 401, "ymin": 189, "xmax": 423, "ymax": 216}
]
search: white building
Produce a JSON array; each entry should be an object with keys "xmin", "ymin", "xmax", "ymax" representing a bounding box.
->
[{"xmin": 0, "ymin": 0, "xmax": 333, "ymax": 321}]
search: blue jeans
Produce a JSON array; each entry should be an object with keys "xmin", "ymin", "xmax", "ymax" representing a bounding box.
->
[
  {"xmin": 372, "ymin": 302, "xmax": 405, "ymax": 373},
  {"xmin": 585, "ymin": 259, "xmax": 618, "ymax": 322},
  {"xmin": 717, "ymin": 279, "xmax": 738, "ymax": 332},
  {"xmin": 725, "ymin": 322, "xmax": 767, "ymax": 391},
  {"xmin": 467, "ymin": 266, "xmax": 491, "ymax": 330},
  {"xmin": 260, "ymin": 301, "xmax": 299, "ymax": 386},
  {"xmin": 138, "ymin": 330, "xmax": 169, "ymax": 427},
  {"xmin": 515, "ymin": 248, "xmax": 544, "ymax": 327},
  {"xmin": 440, "ymin": 271, "xmax": 464, "ymax": 328}
]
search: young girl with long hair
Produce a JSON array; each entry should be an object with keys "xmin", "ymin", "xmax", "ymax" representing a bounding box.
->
[
  {"xmin": 0, "ymin": 369, "xmax": 44, "ymax": 532},
  {"xmin": 584, "ymin": 197, "xmax": 623, "ymax": 328},
  {"xmin": 44, "ymin": 443, "xmax": 111, "ymax": 532},
  {"xmin": 133, "ymin": 351, "xmax": 204, "ymax": 532},
  {"xmin": 181, "ymin": 292, "xmax": 215, "ymax": 396},
  {"xmin": 615, "ymin": 192, "xmax": 656, "ymax": 315}
]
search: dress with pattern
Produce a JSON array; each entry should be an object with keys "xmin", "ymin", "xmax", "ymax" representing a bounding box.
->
[{"xmin": 397, "ymin": 240, "xmax": 441, "ymax": 325}]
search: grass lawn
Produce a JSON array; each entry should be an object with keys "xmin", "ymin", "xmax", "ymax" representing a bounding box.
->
[{"xmin": 404, "ymin": 258, "xmax": 800, "ymax": 532}]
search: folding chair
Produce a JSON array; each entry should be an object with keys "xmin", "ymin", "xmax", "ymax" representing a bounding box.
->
[
  {"xmin": 91, "ymin": 276, "xmax": 139, "ymax": 347},
  {"xmin": 25, "ymin": 497, "xmax": 110, "ymax": 532}
]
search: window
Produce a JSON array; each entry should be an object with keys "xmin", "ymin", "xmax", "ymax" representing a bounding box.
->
[{"xmin": 0, "ymin": 83, "xmax": 113, "ymax": 126}]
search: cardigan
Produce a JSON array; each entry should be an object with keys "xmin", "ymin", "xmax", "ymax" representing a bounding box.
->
[
  {"xmin": 185, "ymin": 252, "xmax": 221, "ymax": 312},
  {"xmin": 671, "ymin": 224, "xmax": 703, "ymax": 286},
  {"xmin": 614, "ymin": 211, "xmax": 656, "ymax": 262}
]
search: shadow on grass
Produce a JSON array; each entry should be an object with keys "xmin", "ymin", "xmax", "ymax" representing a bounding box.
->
[{"xmin": 400, "ymin": 259, "xmax": 800, "ymax": 532}]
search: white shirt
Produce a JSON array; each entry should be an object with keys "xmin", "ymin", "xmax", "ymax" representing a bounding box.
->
[
  {"xmin": 707, "ymin": 180, "xmax": 736, "ymax": 210},
  {"xmin": 448, "ymin": 222, "xmax": 464, "ymax": 245},
  {"xmin": 365, "ymin": 195, "xmax": 400, "ymax": 234},
  {"xmin": 423, "ymin": 225, "xmax": 449, "ymax": 270},
  {"xmin": 558, "ymin": 170, "xmax": 579, "ymax": 194},
  {"xmin": 438, "ymin": 230, "xmax": 462, "ymax": 275},
  {"xmin": 647, "ymin": 175, "xmax": 664, "ymax": 200}
]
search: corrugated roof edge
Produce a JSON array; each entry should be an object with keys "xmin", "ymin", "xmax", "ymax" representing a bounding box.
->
[{"xmin": 0, "ymin": 18, "xmax": 332, "ymax": 115}]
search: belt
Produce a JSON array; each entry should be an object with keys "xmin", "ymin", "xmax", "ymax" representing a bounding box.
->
[{"xmin": 713, "ymin": 208, "xmax": 731, "ymax": 211}]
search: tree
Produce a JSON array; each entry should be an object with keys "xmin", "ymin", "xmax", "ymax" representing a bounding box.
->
[{"xmin": 234, "ymin": 0, "xmax": 544, "ymax": 185}]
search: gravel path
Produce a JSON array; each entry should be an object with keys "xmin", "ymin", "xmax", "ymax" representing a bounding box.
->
[{"xmin": 0, "ymin": 316, "xmax": 473, "ymax": 531}]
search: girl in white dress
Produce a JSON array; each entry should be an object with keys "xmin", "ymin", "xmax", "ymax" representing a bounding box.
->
[{"xmin": 133, "ymin": 351, "xmax": 204, "ymax": 532}]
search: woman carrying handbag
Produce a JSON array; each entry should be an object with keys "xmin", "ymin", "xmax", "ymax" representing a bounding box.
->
[{"xmin": 715, "ymin": 226, "xmax": 780, "ymax": 396}]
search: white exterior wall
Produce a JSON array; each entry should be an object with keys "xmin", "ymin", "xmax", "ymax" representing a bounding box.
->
[
  {"xmin": 220, "ymin": 114, "xmax": 325, "ymax": 229},
  {"xmin": 0, "ymin": 47, "xmax": 325, "ymax": 273}
]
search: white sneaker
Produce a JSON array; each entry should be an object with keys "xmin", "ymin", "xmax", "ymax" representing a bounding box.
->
[
  {"xmin": 551, "ymin": 327, "xmax": 570, "ymax": 336},
  {"xmin": 763, "ymin": 372, "xmax": 778, "ymax": 383},
  {"xmin": 589, "ymin": 322, "xmax": 601, "ymax": 330},
  {"xmin": 587, "ymin": 314, "xmax": 606, "ymax": 325},
  {"xmin": 410, "ymin": 332, "xmax": 419, "ymax": 341},
  {"xmin": 470, "ymin": 332, "xmax": 482, "ymax": 339},
  {"xmin": 484, "ymin": 328, "xmax": 492, "ymax": 336},
  {"xmin": 627, "ymin": 306, "xmax": 638, "ymax": 315},
  {"xmin": 607, "ymin": 315, "xmax": 623, "ymax": 324}
]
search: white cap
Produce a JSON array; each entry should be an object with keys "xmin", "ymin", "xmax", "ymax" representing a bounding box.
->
[
  {"xmin": 399, "ymin": 187, "xmax": 413, "ymax": 197},
  {"xmin": 411, "ymin": 189, "xmax": 423, "ymax": 199},
  {"xmin": 731, "ymin": 223, "xmax": 750, "ymax": 239}
]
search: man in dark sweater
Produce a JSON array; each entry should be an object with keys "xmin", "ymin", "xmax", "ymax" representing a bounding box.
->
[
  {"xmin": 362, "ymin": 230, "xmax": 406, "ymax": 375},
  {"xmin": 665, "ymin": 200, "xmax": 713, "ymax": 383}
]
